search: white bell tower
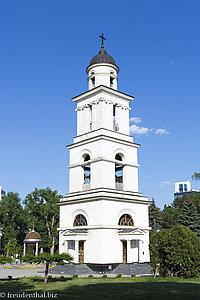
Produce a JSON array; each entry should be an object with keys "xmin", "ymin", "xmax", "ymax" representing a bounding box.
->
[{"xmin": 59, "ymin": 35, "xmax": 150, "ymax": 269}]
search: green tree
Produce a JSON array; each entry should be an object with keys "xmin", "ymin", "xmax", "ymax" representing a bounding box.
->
[
  {"xmin": 161, "ymin": 205, "xmax": 180, "ymax": 229},
  {"xmin": 23, "ymin": 253, "xmax": 73, "ymax": 284},
  {"xmin": 23, "ymin": 188, "xmax": 60, "ymax": 254},
  {"xmin": 155, "ymin": 225, "xmax": 200, "ymax": 277},
  {"xmin": 192, "ymin": 172, "xmax": 200, "ymax": 181},
  {"xmin": 148, "ymin": 198, "xmax": 162, "ymax": 230},
  {"xmin": 178, "ymin": 198, "xmax": 200, "ymax": 237},
  {"xmin": 0, "ymin": 255, "xmax": 12, "ymax": 265},
  {"xmin": 0, "ymin": 192, "xmax": 26, "ymax": 256},
  {"xmin": 149, "ymin": 232, "xmax": 160, "ymax": 277}
]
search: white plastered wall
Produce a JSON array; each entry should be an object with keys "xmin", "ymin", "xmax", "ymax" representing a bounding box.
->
[
  {"xmin": 59, "ymin": 199, "xmax": 150, "ymax": 263},
  {"xmin": 68, "ymin": 138, "xmax": 139, "ymax": 193}
]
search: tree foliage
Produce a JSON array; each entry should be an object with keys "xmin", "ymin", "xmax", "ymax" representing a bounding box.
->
[
  {"xmin": 148, "ymin": 198, "xmax": 162, "ymax": 230},
  {"xmin": 161, "ymin": 205, "xmax": 180, "ymax": 229},
  {"xmin": 149, "ymin": 231, "xmax": 160, "ymax": 277},
  {"xmin": 0, "ymin": 192, "xmax": 26, "ymax": 256},
  {"xmin": 150, "ymin": 225, "xmax": 200, "ymax": 278},
  {"xmin": 23, "ymin": 188, "xmax": 61, "ymax": 254},
  {"xmin": 192, "ymin": 172, "xmax": 200, "ymax": 181},
  {"xmin": 23, "ymin": 253, "xmax": 73, "ymax": 283},
  {"xmin": 0, "ymin": 255, "xmax": 12, "ymax": 265}
]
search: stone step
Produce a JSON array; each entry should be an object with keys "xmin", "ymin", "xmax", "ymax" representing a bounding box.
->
[
  {"xmin": 48, "ymin": 263, "xmax": 152, "ymax": 276},
  {"xmin": 49, "ymin": 263, "xmax": 93, "ymax": 275},
  {"xmin": 112, "ymin": 263, "xmax": 152, "ymax": 275}
]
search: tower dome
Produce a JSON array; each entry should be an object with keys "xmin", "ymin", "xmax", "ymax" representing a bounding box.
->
[
  {"xmin": 87, "ymin": 47, "xmax": 119, "ymax": 72},
  {"xmin": 24, "ymin": 230, "xmax": 41, "ymax": 241},
  {"xmin": 86, "ymin": 34, "xmax": 119, "ymax": 90}
]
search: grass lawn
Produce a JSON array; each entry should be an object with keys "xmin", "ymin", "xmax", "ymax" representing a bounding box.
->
[{"xmin": 0, "ymin": 276, "xmax": 200, "ymax": 300}]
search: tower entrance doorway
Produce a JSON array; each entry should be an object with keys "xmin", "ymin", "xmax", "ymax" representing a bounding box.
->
[
  {"xmin": 122, "ymin": 240, "xmax": 127, "ymax": 264},
  {"xmin": 79, "ymin": 241, "xmax": 84, "ymax": 264}
]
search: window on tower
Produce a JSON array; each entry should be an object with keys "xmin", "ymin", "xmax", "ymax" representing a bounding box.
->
[
  {"xmin": 110, "ymin": 76, "xmax": 114, "ymax": 87},
  {"xmin": 89, "ymin": 105, "xmax": 92, "ymax": 131},
  {"xmin": 118, "ymin": 214, "xmax": 134, "ymax": 226},
  {"xmin": 73, "ymin": 214, "xmax": 88, "ymax": 226},
  {"xmin": 83, "ymin": 154, "xmax": 91, "ymax": 190},
  {"xmin": 113, "ymin": 105, "xmax": 119, "ymax": 131},
  {"xmin": 115, "ymin": 154, "xmax": 123, "ymax": 190},
  {"xmin": 90, "ymin": 76, "xmax": 95, "ymax": 88}
]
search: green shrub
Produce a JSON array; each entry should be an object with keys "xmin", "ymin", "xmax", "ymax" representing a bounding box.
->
[
  {"xmin": 59, "ymin": 275, "xmax": 65, "ymax": 279},
  {"xmin": 88, "ymin": 274, "xmax": 94, "ymax": 278},
  {"xmin": 150, "ymin": 225, "xmax": 200, "ymax": 278},
  {"xmin": 73, "ymin": 274, "xmax": 78, "ymax": 279},
  {"xmin": 116, "ymin": 274, "xmax": 122, "ymax": 278},
  {"xmin": 102, "ymin": 274, "xmax": 107, "ymax": 278},
  {"xmin": 131, "ymin": 274, "xmax": 136, "ymax": 278}
]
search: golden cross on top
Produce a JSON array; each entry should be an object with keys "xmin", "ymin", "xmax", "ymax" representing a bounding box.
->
[{"xmin": 99, "ymin": 33, "xmax": 106, "ymax": 47}]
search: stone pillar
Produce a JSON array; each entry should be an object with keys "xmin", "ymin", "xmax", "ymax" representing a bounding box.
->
[
  {"xmin": 127, "ymin": 240, "xmax": 131, "ymax": 263},
  {"xmin": 75, "ymin": 240, "xmax": 79, "ymax": 263},
  {"xmin": 23, "ymin": 243, "xmax": 26, "ymax": 256},
  {"xmin": 64, "ymin": 240, "xmax": 68, "ymax": 253},
  {"xmin": 138, "ymin": 240, "xmax": 142, "ymax": 262},
  {"xmin": 35, "ymin": 242, "xmax": 39, "ymax": 256}
]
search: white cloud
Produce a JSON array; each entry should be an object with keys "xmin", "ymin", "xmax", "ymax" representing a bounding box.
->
[
  {"xmin": 130, "ymin": 125, "xmax": 148, "ymax": 135},
  {"xmin": 155, "ymin": 128, "xmax": 170, "ymax": 135},
  {"xmin": 159, "ymin": 181, "xmax": 171, "ymax": 187},
  {"xmin": 130, "ymin": 117, "xmax": 142, "ymax": 124}
]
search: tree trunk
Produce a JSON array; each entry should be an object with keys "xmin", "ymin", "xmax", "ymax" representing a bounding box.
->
[
  {"xmin": 50, "ymin": 236, "xmax": 56, "ymax": 255},
  {"xmin": 153, "ymin": 267, "xmax": 157, "ymax": 278},
  {"xmin": 44, "ymin": 262, "xmax": 49, "ymax": 284}
]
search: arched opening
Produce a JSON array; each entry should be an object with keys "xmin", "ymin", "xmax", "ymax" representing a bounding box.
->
[
  {"xmin": 115, "ymin": 154, "xmax": 123, "ymax": 190},
  {"xmin": 113, "ymin": 105, "xmax": 119, "ymax": 131},
  {"xmin": 73, "ymin": 214, "xmax": 88, "ymax": 226},
  {"xmin": 83, "ymin": 154, "xmax": 91, "ymax": 190},
  {"xmin": 118, "ymin": 214, "xmax": 134, "ymax": 226}
]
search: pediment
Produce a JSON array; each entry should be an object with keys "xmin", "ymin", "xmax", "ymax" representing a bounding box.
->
[
  {"xmin": 118, "ymin": 228, "xmax": 146, "ymax": 235},
  {"xmin": 63, "ymin": 229, "xmax": 87, "ymax": 236}
]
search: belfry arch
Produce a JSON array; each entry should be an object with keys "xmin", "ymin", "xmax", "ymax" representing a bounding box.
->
[{"xmin": 115, "ymin": 154, "xmax": 124, "ymax": 190}]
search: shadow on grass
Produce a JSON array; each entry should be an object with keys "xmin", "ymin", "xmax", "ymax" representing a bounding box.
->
[
  {"xmin": 53, "ymin": 282, "xmax": 200, "ymax": 300},
  {"xmin": 31, "ymin": 277, "xmax": 73, "ymax": 283},
  {"xmin": 0, "ymin": 280, "xmax": 34, "ymax": 294}
]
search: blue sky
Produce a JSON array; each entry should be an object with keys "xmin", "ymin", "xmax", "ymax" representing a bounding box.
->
[{"xmin": 0, "ymin": 0, "xmax": 199, "ymax": 208}]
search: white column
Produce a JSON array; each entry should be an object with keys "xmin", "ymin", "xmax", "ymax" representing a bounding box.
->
[
  {"xmin": 115, "ymin": 105, "xmax": 121, "ymax": 131},
  {"xmin": 127, "ymin": 240, "xmax": 131, "ymax": 263},
  {"xmin": 35, "ymin": 242, "xmax": 38, "ymax": 256},
  {"xmin": 23, "ymin": 243, "xmax": 26, "ymax": 256},
  {"xmin": 138, "ymin": 240, "xmax": 142, "ymax": 262},
  {"xmin": 123, "ymin": 107, "xmax": 130, "ymax": 135},
  {"xmin": 65, "ymin": 240, "xmax": 68, "ymax": 253},
  {"xmin": 85, "ymin": 105, "xmax": 91, "ymax": 133},
  {"xmin": 76, "ymin": 108, "xmax": 81, "ymax": 136},
  {"xmin": 75, "ymin": 240, "xmax": 79, "ymax": 263},
  {"xmin": 91, "ymin": 102, "xmax": 96, "ymax": 131}
]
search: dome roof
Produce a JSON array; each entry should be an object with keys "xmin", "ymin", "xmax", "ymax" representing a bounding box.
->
[
  {"xmin": 25, "ymin": 230, "xmax": 41, "ymax": 240},
  {"xmin": 87, "ymin": 46, "xmax": 119, "ymax": 72}
]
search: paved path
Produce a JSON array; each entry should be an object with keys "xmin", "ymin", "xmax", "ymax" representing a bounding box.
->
[
  {"xmin": 0, "ymin": 264, "xmax": 152, "ymax": 279},
  {"xmin": 0, "ymin": 264, "xmax": 44, "ymax": 279}
]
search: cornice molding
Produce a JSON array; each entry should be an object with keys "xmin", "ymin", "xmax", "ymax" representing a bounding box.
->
[{"xmin": 68, "ymin": 156, "xmax": 140, "ymax": 169}]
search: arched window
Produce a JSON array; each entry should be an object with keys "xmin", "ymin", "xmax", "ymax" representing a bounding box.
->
[
  {"xmin": 83, "ymin": 154, "xmax": 91, "ymax": 190},
  {"xmin": 115, "ymin": 154, "xmax": 123, "ymax": 190},
  {"xmin": 118, "ymin": 214, "xmax": 134, "ymax": 226},
  {"xmin": 83, "ymin": 154, "xmax": 90, "ymax": 183},
  {"xmin": 73, "ymin": 214, "xmax": 88, "ymax": 226},
  {"xmin": 113, "ymin": 105, "xmax": 119, "ymax": 131}
]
